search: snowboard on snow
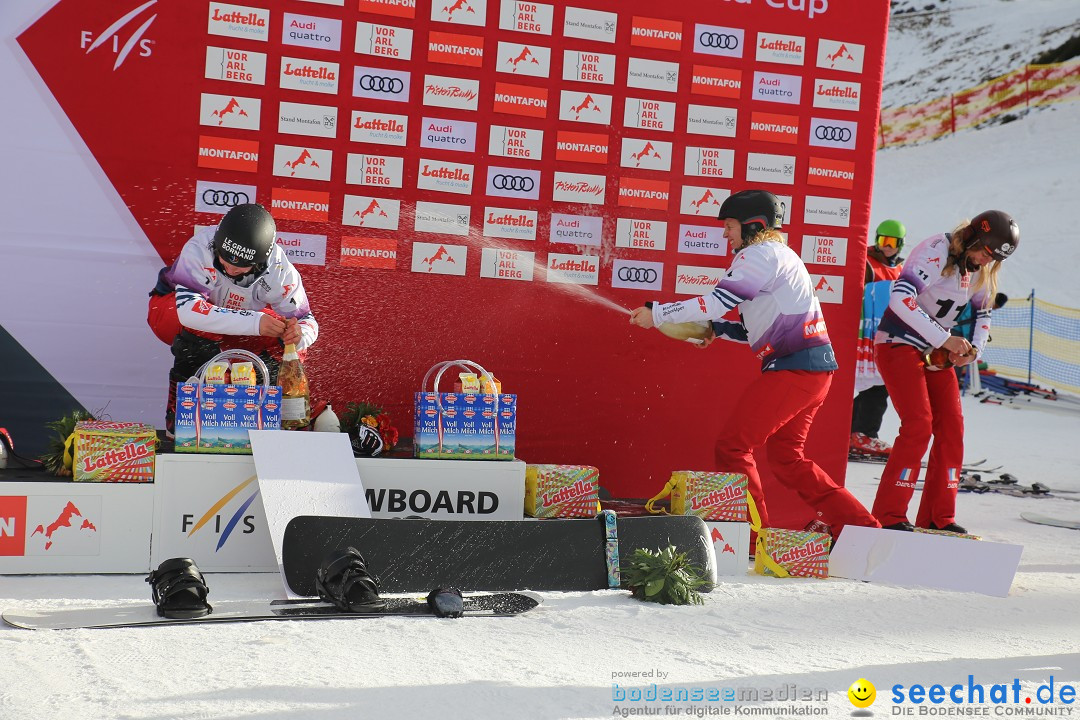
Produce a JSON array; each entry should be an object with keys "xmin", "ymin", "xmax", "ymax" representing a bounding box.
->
[
  {"xmin": 849, "ymin": 454, "xmax": 994, "ymax": 471},
  {"xmin": 2, "ymin": 592, "xmax": 540, "ymax": 630},
  {"xmin": 960, "ymin": 477, "xmax": 1078, "ymax": 501},
  {"xmin": 282, "ymin": 515, "xmax": 715, "ymax": 595},
  {"xmin": 1020, "ymin": 513, "xmax": 1080, "ymax": 531}
]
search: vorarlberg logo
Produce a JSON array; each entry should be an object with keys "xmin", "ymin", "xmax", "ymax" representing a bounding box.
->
[{"xmin": 182, "ymin": 476, "xmax": 260, "ymax": 551}]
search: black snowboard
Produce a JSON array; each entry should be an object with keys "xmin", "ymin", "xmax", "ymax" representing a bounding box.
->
[
  {"xmin": 3, "ymin": 592, "xmax": 540, "ymax": 630},
  {"xmin": 282, "ymin": 515, "xmax": 715, "ymax": 595}
]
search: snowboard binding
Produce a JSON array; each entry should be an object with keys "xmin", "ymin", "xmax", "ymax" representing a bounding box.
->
[
  {"xmin": 146, "ymin": 558, "xmax": 212, "ymax": 619},
  {"xmin": 426, "ymin": 587, "xmax": 464, "ymax": 618},
  {"xmin": 315, "ymin": 547, "xmax": 387, "ymax": 612}
]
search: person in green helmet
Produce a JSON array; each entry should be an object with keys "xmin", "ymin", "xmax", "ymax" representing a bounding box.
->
[{"xmin": 851, "ymin": 219, "xmax": 907, "ymax": 458}]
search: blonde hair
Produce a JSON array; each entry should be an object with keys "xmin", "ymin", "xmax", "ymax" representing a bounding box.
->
[
  {"xmin": 942, "ymin": 220, "xmax": 1001, "ymax": 308},
  {"xmin": 742, "ymin": 228, "xmax": 787, "ymax": 249}
]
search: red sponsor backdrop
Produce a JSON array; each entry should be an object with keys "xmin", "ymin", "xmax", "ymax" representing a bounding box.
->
[{"xmin": 18, "ymin": 0, "xmax": 888, "ymax": 526}]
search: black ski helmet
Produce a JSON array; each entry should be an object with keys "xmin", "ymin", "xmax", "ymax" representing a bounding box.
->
[
  {"xmin": 213, "ymin": 203, "xmax": 276, "ymax": 273},
  {"xmin": 718, "ymin": 190, "xmax": 784, "ymax": 242},
  {"xmin": 965, "ymin": 210, "xmax": 1019, "ymax": 261}
]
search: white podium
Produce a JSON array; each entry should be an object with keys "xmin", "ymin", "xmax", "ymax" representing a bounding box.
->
[
  {"xmin": 151, "ymin": 454, "xmax": 527, "ymax": 572},
  {"xmin": 0, "ymin": 481, "xmax": 153, "ymax": 574}
]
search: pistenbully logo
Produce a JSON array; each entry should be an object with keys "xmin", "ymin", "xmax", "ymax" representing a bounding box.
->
[{"xmin": 81, "ymin": 0, "xmax": 157, "ymax": 70}]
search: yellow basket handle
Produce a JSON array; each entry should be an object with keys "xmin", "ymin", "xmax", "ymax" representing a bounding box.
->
[
  {"xmin": 644, "ymin": 476, "xmax": 678, "ymax": 515},
  {"xmin": 746, "ymin": 491, "xmax": 790, "ymax": 578}
]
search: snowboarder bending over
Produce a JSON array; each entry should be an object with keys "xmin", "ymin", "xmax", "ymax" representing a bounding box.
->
[
  {"xmin": 630, "ymin": 189, "xmax": 879, "ymax": 537},
  {"xmin": 871, "ymin": 210, "xmax": 1019, "ymax": 534},
  {"xmin": 147, "ymin": 203, "xmax": 319, "ymax": 435}
]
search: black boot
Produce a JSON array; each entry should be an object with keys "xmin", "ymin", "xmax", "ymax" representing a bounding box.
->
[
  {"xmin": 146, "ymin": 557, "xmax": 212, "ymax": 619},
  {"xmin": 315, "ymin": 547, "xmax": 386, "ymax": 611},
  {"xmin": 166, "ymin": 331, "xmax": 221, "ymax": 435},
  {"xmin": 883, "ymin": 521, "xmax": 915, "ymax": 531},
  {"xmin": 928, "ymin": 522, "xmax": 968, "ymax": 534},
  {"xmin": 258, "ymin": 350, "xmax": 281, "ymax": 385}
]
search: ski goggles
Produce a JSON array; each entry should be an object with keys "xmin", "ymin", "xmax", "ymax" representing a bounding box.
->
[{"xmin": 876, "ymin": 235, "xmax": 902, "ymax": 249}]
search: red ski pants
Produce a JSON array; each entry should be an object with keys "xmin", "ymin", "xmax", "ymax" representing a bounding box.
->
[
  {"xmin": 714, "ymin": 369, "xmax": 879, "ymax": 532},
  {"xmin": 147, "ymin": 292, "xmax": 282, "ymax": 356},
  {"xmin": 871, "ymin": 343, "xmax": 964, "ymax": 528}
]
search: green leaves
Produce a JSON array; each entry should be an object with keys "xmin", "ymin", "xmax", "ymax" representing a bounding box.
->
[
  {"xmin": 621, "ymin": 545, "xmax": 709, "ymax": 606},
  {"xmin": 38, "ymin": 410, "xmax": 94, "ymax": 476}
]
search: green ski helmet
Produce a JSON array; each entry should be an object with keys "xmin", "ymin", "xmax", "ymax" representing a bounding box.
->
[{"xmin": 875, "ymin": 219, "xmax": 906, "ymax": 251}]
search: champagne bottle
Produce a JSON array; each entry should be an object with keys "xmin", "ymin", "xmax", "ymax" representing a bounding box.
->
[
  {"xmin": 924, "ymin": 346, "xmax": 975, "ymax": 371},
  {"xmin": 644, "ymin": 301, "xmax": 714, "ymax": 345},
  {"xmin": 923, "ymin": 347, "xmax": 954, "ymax": 371},
  {"xmin": 278, "ymin": 343, "xmax": 311, "ymax": 429}
]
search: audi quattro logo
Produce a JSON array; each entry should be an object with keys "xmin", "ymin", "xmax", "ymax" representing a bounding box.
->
[
  {"xmin": 617, "ymin": 266, "xmax": 657, "ymax": 283},
  {"xmin": 815, "ymin": 125, "xmax": 852, "ymax": 142},
  {"xmin": 491, "ymin": 174, "xmax": 534, "ymax": 192},
  {"xmin": 698, "ymin": 32, "xmax": 738, "ymax": 50},
  {"xmin": 359, "ymin": 74, "xmax": 405, "ymax": 93},
  {"xmin": 202, "ymin": 189, "xmax": 249, "ymax": 207}
]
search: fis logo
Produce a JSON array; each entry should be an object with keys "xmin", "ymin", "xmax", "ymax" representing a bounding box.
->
[
  {"xmin": 182, "ymin": 476, "xmax": 260, "ymax": 551},
  {"xmin": 80, "ymin": 0, "xmax": 157, "ymax": 70}
]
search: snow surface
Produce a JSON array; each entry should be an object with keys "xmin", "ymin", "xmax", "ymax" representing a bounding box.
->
[
  {"xmin": 4, "ymin": 2, "xmax": 1080, "ymax": 719},
  {"xmin": 884, "ymin": 0, "xmax": 1080, "ymax": 107},
  {"xmin": 2, "ymin": 397, "xmax": 1079, "ymax": 720}
]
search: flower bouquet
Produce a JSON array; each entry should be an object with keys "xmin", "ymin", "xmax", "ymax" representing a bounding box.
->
[{"xmin": 338, "ymin": 402, "xmax": 399, "ymax": 457}]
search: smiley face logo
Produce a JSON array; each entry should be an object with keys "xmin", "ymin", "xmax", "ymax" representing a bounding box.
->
[{"xmin": 848, "ymin": 678, "xmax": 876, "ymax": 708}]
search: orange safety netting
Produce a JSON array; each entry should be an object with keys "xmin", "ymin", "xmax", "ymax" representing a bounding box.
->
[{"xmin": 880, "ymin": 60, "xmax": 1080, "ymax": 149}]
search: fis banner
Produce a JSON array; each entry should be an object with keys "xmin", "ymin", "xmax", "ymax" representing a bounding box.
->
[{"xmin": 13, "ymin": 0, "xmax": 888, "ymax": 524}]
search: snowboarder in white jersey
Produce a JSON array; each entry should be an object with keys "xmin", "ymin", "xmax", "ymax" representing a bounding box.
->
[
  {"xmin": 147, "ymin": 203, "xmax": 319, "ymax": 434},
  {"xmin": 630, "ymin": 189, "xmax": 879, "ymax": 537},
  {"xmin": 872, "ymin": 210, "xmax": 1018, "ymax": 534}
]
